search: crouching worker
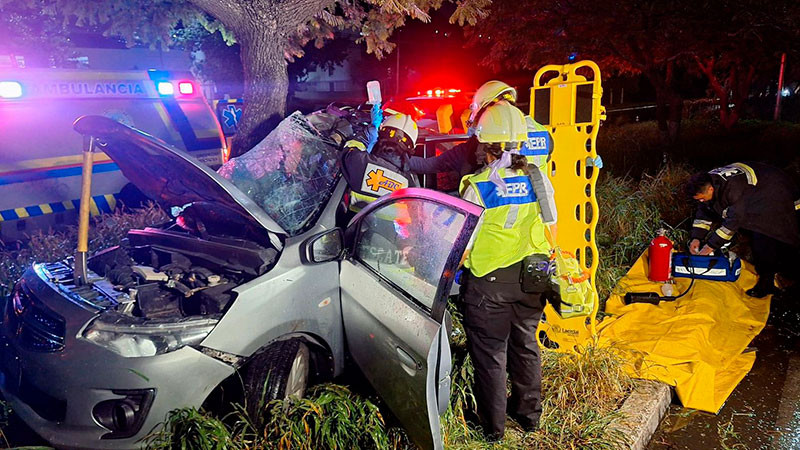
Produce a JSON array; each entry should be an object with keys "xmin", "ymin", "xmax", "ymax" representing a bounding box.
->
[
  {"xmin": 686, "ymin": 162, "xmax": 800, "ymax": 297},
  {"xmin": 341, "ymin": 113, "xmax": 420, "ymax": 212},
  {"xmin": 459, "ymin": 100, "xmax": 554, "ymax": 441}
]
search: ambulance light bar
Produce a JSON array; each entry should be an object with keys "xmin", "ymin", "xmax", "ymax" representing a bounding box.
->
[
  {"xmin": 416, "ymin": 88, "xmax": 462, "ymax": 98},
  {"xmin": 0, "ymin": 81, "xmax": 23, "ymax": 99},
  {"xmin": 157, "ymin": 80, "xmax": 196, "ymax": 97}
]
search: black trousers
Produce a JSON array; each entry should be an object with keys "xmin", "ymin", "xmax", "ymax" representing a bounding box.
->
[
  {"xmin": 751, "ymin": 231, "xmax": 800, "ymax": 287},
  {"xmin": 461, "ymin": 265, "xmax": 544, "ymax": 436}
]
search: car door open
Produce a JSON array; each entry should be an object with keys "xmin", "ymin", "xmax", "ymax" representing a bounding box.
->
[{"xmin": 340, "ymin": 188, "xmax": 482, "ymax": 450}]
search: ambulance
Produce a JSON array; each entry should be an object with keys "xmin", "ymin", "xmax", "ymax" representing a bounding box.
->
[{"xmin": 0, "ymin": 69, "xmax": 226, "ymax": 241}]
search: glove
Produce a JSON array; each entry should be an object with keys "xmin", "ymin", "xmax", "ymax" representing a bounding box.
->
[{"xmin": 366, "ymin": 102, "xmax": 383, "ymax": 153}]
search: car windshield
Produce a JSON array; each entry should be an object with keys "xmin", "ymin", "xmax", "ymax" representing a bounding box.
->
[{"xmin": 217, "ymin": 111, "xmax": 341, "ymax": 236}]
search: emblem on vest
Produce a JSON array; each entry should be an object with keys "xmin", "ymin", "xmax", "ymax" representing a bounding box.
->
[
  {"xmin": 475, "ymin": 176, "xmax": 537, "ymax": 208},
  {"xmin": 361, "ymin": 163, "xmax": 408, "ymax": 196}
]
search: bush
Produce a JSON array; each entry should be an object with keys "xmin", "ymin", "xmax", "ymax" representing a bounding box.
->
[
  {"xmin": 0, "ymin": 203, "xmax": 167, "ymax": 293},
  {"xmin": 599, "ymin": 119, "xmax": 800, "ymax": 179},
  {"xmin": 595, "ymin": 164, "xmax": 691, "ymax": 301}
]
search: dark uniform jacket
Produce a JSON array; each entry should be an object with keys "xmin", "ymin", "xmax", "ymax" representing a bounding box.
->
[
  {"xmin": 341, "ymin": 143, "xmax": 419, "ymax": 210},
  {"xmin": 690, "ymin": 162, "xmax": 800, "ymax": 249}
]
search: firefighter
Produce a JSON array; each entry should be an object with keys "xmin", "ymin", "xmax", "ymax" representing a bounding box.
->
[
  {"xmin": 408, "ymin": 80, "xmax": 558, "ymax": 234},
  {"xmin": 341, "ymin": 113, "xmax": 420, "ymax": 212},
  {"xmin": 459, "ymin": 100, "xmax": 554, "ymax": 441},
  {"xmin": 686, "ymin": 162, "xmax": 800, "ymax": 297}
]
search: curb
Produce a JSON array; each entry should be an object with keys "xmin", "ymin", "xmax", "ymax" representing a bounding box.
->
[{"xmin": 610, "ymin": 380, "xmax": 673, "ymax": 449}]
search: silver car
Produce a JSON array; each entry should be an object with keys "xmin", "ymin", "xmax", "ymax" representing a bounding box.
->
[{"xmin": 0, "ymin": 113, "xmax": 482, "ymax": 449}]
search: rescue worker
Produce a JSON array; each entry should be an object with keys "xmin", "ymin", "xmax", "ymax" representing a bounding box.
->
[
  {"xmin": 408, "ymin": 80, "xmax": 558, "ymax": 232},
  {"xmin": 686, "ymin": 162, "xmax": 800, "ymax": 298},
  {"xmin": 459, "ymin": 100, "xmax": 554, "ymax": 441},
  {"xmin": 341, "ymin": 113, "xmax": 420, "ymax": 212}
]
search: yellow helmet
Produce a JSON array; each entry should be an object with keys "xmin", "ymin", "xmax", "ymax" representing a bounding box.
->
[
  {"xmin": 379, "ymin": 113, "xmax": 418, "ymax": 153},
  {"xmin": 469, "ymin": 80, "xmax": 518, "ymax": 124},
  {"xmin": 474, "ymin": 101, "xmax": 527, "ymax": 148}
]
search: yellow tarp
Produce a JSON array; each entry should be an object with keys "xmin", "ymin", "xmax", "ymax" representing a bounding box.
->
[{"xmin": 598, "ymin": 250, "xmax": 771, "ymax": 413}]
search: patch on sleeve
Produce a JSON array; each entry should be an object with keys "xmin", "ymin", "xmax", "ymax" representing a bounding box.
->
[
  {"xmin": 520, "ymin": 131, "xmax": 550, "ymax": 157},
  {"xmin": 709, "ymin": 163, "xmax": 757, "ymax": 185},
  {"xmin": 360, "ymin": 163, "xmax": 409, "ymax": 196}
]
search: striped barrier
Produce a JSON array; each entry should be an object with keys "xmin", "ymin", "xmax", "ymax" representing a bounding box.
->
[{"xmin": 0, "ymin": 194, "xmax": 119, "ymax": 222}]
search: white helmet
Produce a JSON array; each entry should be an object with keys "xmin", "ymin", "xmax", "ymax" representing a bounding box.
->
[
  {"xmin": 469, "ymin": 80, "xmax": 518, "ymax": 125},
  {"xmin": 379, "ymin": 113, "xmax": 418, "ymax": 153},
  {"xmin": 474, "ymin": 100, "xmax": 527, "ymax": 148}
]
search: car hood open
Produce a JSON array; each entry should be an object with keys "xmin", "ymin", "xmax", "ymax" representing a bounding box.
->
[{"xmin": 73, "ymin": 115, "xmax": 286, "ymax": 245}]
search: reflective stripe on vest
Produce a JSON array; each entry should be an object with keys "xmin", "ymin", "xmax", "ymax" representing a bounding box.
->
[{"xmin": 462, "ymin": 168, "xmax": 551, "ymax": 277}]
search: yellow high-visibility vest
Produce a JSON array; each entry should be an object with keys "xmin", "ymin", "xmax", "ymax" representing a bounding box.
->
[{"xmin": 461, "ymin": 167, "xmax": 551, "ymax": 277}]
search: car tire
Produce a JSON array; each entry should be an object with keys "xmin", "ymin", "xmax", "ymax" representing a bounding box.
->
[{"xmin": 243, "ymin": 338, "xmax": 310, "ymax": 420}]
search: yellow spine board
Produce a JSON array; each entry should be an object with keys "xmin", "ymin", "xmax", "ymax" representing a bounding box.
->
[{"xmin": 531, "ymin": 61, "xmax": 606, "ymax": 353}]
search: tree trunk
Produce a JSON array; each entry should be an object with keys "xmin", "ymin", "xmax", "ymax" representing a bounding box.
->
[
  {"xmin": 231, "ymin": 30, "xmax": 289, "ymax": 155},
  {"xmin": 647, "ymin": 64, "xmax": 682, "ymax": 145},
  {"xmin": 187, "ymin": 0, "xmax": 333, "ymax": 157}
]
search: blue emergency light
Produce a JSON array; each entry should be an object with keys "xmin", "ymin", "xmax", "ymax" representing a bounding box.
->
[{"xmin": 0, "ymin": 81, "xmax": 23, "ymax": 99}]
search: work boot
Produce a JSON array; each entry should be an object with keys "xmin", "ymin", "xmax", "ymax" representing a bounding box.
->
[
  {"xmin": 746, "ymin": 280, "xmax": 776, "ymax": 298},
  {"xmin": 509, "ymin": 413, "xmax": 540, "ymax": 433},
  {"xmin": 482, "ymin": 429, "xmax": 503, "ymax": 443}
]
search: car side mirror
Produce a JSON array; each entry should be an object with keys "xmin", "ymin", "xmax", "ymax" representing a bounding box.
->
[{"xmin": 305, "ymin": 228, "xmax": 344, "ymax": 264}]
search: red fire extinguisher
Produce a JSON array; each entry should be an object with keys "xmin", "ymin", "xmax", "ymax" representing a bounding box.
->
[{"xmin": 648, "ymin": 229, "xmax": 673, "ymax": 282}]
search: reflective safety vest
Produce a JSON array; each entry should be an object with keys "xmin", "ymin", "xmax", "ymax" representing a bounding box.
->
[
  {"xmin": 460, "ymin": 167, "xmax": 552, "ymax": 277},
  {"xmin": 520, "ymin": 117, "xmax": 552, "ymax": 169}
]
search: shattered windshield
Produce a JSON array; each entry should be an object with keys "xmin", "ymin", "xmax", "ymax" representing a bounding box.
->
[{"xmin": 217, "ymin": 112, "xmax": 341, "ymax": 236}]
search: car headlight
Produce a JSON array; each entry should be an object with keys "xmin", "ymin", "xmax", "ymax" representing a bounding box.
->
[{"xmin": 81, "ymin": 314, "xmax": 218, "ymax": 358}]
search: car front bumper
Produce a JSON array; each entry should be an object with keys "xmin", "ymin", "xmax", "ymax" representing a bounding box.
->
[{"xmin": 0, "ymin": 270, "xmax": 235, "ymax": 450}]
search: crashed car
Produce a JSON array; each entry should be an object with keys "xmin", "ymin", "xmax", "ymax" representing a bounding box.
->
[{"xmin": 0, "ymin": 110, "xmax": 481, "ymax": 450}]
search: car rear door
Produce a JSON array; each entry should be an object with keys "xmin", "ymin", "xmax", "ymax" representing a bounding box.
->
[{"xmin": 340, "ymin": 188, "xmax": 482, "ymax": 450}]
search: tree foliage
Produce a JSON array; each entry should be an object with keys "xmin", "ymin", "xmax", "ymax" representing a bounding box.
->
[
  {"xmin": 0, "ymin": 0, "xmax": 74, "ymax": 67},
  {"xmin": 3, "ymin": 0, "xmax": 488, "ymax": 153},
  {"xmin": 471, "ymin": 0, "xmax": 800, "ymax": 132}
]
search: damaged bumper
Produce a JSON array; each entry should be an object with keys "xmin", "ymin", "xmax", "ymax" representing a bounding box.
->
[{"xmin": 0, "ymin": 266, "xmax": 235, "ymax": 450}]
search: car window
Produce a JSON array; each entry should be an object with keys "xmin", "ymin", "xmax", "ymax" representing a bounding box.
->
[
  {"xmin": 354, "ymin": 198, "xmax": 467, "ymax": 310},
  {"xmin": 218, "ymin": 111, "xmax": 341, "ymax": 236}
]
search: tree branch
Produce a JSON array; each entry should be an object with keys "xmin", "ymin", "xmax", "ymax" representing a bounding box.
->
[
  {"xmin": 188, "ymin": 0, "xmax": 244, "ymax": 31},
  {"xmin": 281, "ymin": 0, "xmax": 336, "ymax": 30}
]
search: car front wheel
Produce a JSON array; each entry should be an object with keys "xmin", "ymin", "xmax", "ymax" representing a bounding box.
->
[{"xmin": 243, "ymin": 338, "xmax": 310, "ymax": 421}]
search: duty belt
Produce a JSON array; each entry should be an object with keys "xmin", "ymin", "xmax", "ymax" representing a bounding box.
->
[{"xmin": 471, "ymin": 261, "xmax": 523, "ymax": 283}]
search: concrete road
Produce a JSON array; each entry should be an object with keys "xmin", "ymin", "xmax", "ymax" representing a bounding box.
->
[{"xmin": 648, "ymin": 295, "xmax": 800, "ymax": 450}]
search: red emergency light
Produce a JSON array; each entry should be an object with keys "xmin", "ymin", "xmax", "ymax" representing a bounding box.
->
[
  {"xmin": 416, "ymin": 88, "xmax": 462, "ymax": 99},
  {"xmin": 178, "ymin": 81, "xmax": 194, "ymax": 95}
]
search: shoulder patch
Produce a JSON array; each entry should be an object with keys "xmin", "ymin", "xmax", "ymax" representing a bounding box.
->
[
  {"xmin": 360, "ymin": 163, "xmax": 409, "ymax": 196},
  {"xmin": 520, "ymin": 130, "xmax": 550, "ymax": 157},
  {"xmin": 709, "ymin": 163, "xmax": 757, "ymax": 185}
]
